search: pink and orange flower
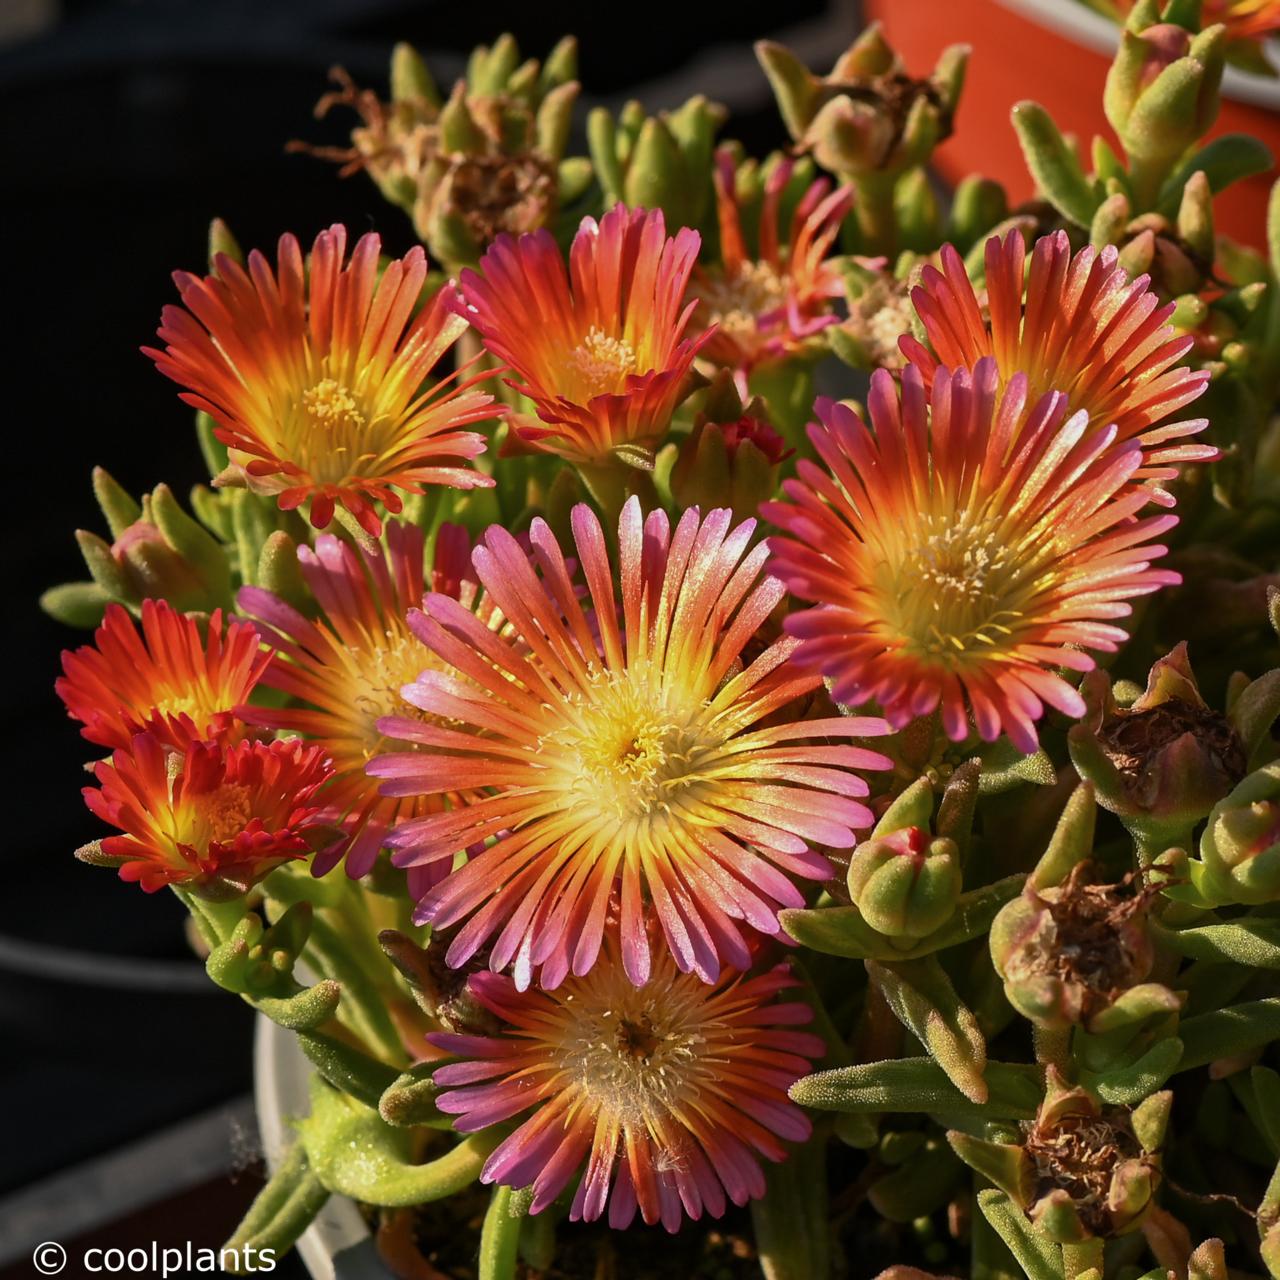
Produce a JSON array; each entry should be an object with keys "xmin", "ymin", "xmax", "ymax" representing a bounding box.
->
[
  {"xmin": 145, "ymin": 225, "xmax": 497, "ymax": 535},
  {"xmin": 431, "ymin": 947, "xmax": 822, "ymax": 1229},
  {"xmin": 765, "ymin": 360, "xmax": 1181, "ymax": 753},
  {"xmin": 370, "ymin": 497, "xmax": 890, "ymax": 990},
  {"xmin": 692, "ymin": 150, "xmax": 853, "ymax": 379},
  {"xmin": 900, "ymin": 230, "xmax": 1213, "ymax": 504},
  {"xmin": 83, "ymin": 734, "xmax": 334, "ymax": 894},
  {"xmin": 238, "ymin": 520, "xmax": 497, "ymax": 880},
  {"xmin": 56, "ymin": 600, "xmax": 268, "ymax": 752},
  {"xmin": 457, "ymin": 205, "xmax": 706, "ymax": 465},
  {"xmin": 1115, "ymin": 0, "xmax": 1280, "ymax": 44}
]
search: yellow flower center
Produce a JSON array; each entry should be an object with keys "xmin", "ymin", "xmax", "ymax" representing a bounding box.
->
[
  {"xmin": 303, "ymin": 378, "xmax": 367, "ymax": 433},
  {"xmin": 191, "ymin": 782, "xmax": 254, "ymax": 847},
  {"xmin": 697, "ymin": 260, "xmax": 787, "ymax": 337},
  {"xmin": 289, "ymin": 371, "xmax": 385, "ymax": 485},
  {"xmin": 879, "ymin": 510, "xmax": 1037, "ymax": 661},
  {"xmin": 553, "ymin": 978, "xmax": 708, "ymax": 1126},
  {"xmin": 544, "ymin": 669, "xmax": 717, "ymax": 824},
  {"xmin": 343, "ymin": 627, "xmax": 440, "ymax": 762},
  {"xmin": 568, "ymin": 326, "xmax": 639, "ymax": 398}
]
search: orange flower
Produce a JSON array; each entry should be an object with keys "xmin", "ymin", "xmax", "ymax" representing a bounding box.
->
[
  {"xmin": 692, "ymin": 150, "xmax": 852, "ymax": 376},
  {"xmin": 83, "ymin": 735, "xmax": 334, "ymax": 894},
  {"xmin": 766, "ymin": 360, "xmax": 1181, "ymax": 753},
  {"xmin": 457, "ymin": 205, "xmax": 706, "ymax": 465},
  {"xmin": 146, "ymin": 225, "xmax": 496, "ymax": 535},
  {"xmin": 57, "ymin": 600, "xmax": 268, "ymax": 752},
  {"xmin": 371, "ymin": 498, "xmax": 888, "ymax": 989},
  {"xmin": 238, "ymin": 520, "xmax": 501, "ymax": 880},
  {"xmin": 901, "ymin": 231, "xmax": 1213, "ymax": 505}
]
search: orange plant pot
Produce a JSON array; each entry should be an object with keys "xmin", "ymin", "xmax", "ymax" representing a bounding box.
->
[{"xmin": 865, "ymin": 0, "xmax": 1280, "ymax": 250}]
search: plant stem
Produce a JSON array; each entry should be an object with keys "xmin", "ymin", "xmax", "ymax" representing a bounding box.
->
[
  {"xmin": 851, "ymin": 171, "xmax": 899, "ymax": 257},
  {"xmin": 1033, "ymin": 1024, "xmax": 1072, "ymax": 1073},
  {"xmin": 478, "ymin": 1185, "xmax": 522, "ymax": 1280}
]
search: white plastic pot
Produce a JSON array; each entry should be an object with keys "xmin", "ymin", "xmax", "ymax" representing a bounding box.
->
[{"xmin": 253, "ymin": 1016, "xmax": 384, "ymax": 1280}]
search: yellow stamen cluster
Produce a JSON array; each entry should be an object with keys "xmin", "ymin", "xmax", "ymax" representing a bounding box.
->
[
  {"xmin": 881, "ymin": 512, "xmax": 1036, "ymax": 659},
  {"xmin": 542, "ymin": 669, "xmax": 717, "ymax": 823},
  {"xmin": 567, "ymin": 326, "xmax": 640, "ymax": 397}
]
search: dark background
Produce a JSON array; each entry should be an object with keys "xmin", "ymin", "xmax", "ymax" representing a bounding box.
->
[{"xmin": 0, "ymin": 0, "xmax": 859, "ymax": 1241}]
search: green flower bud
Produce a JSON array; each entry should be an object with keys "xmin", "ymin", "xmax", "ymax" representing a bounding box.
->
[
  {"xmin": 670, "ymin": 374, "xmax": 790, "ymax": 522},
  {"xmin": 587, "ymin": 96, "xmax": 726, "ymax": 232},
  {"xmin": 847, "ymin": 827, "xmax": 961, "ymax": 942},
  {"xmin": 72, "ymin": 475, "xmax": 233, "ymax": 614},
  {"xmin": 1105, "ymin": 8, "xmax": 1225, "ymax": 183},
  {"xmin": 1193, "ymin": 763, "xmax": 1280, "ymax": 905}
]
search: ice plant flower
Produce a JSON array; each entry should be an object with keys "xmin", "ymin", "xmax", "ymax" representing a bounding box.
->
[
  {"xmin": 371, "ymin": 497, "xmax": 890, "ymax": 989},
  {"xmin": 238, "ymin": 520, "xmax": 496, "ymax": 879},
  {"xmin": 765, "ymin": 360, "xmax": 1181, "ymax": 752},
  {"xmin": 56, "ymin": 599, "xmax": 268, "ymax": 752},
  {"xmin": 430, "ymin": 946, "xmax": 823, "ymax": 1229},
  {"xmin": 900, "ymin": 230, "xmax": 1213, "ymax": 504},
  {"xmin": 145, "ymin": 224, "xmax": 497, "ymax": 535},
  {"xmin": 82, "ymin": 734, "xmax": 333, "ymax": 894},
  {"xmin": 456, "ymin": 205, "xmax": 706, "ymax": 465},
  {"xmin": 691, "ymin": 150, "xmax": 853, "ymax": 380},
  {"xmin": 1113, "ymin": 0, "xmax": 1280, "ymax": 46}
]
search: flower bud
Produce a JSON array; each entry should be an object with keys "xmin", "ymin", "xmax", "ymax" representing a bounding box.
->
[
  {"xmin": 68, "ymin": 474, "xmax": 233, "ymax": 615},
  {"xmin": 588, "ymin": 95, "xmax": 726, "ymax": 232},
  {"xmin": 670, "ymin": 373, "xmax": 790, "ymax": 522},
  {"xmin": 847, "ymin": 826, "xmax": 962, "ymax": 942},
  {"xmin": 755, "ymin": 26, "xmax": 966, "ymax": 180},
  {"xmin": 378, "ymin": 928, "xmax": 501, "ymax": 1035},
  {"xmin": 1192, "ymin": 762, "xmax": 1280, "ymax": 905},
  {"xmin": 1105, "ymin": 6, "xmax": 1225, "ymax": 174}
]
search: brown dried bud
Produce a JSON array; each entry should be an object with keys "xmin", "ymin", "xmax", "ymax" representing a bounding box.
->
[{"xmin": 992, "ymin": 861, "xmax": 1170, "ymax": 1030}]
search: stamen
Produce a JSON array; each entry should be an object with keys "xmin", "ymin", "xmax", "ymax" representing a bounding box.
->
[
  {"xmin": 302, "ymin": 378, "xmax": 367, "ymax": 433},
  {"xmin": 568, "ymin": 326, "xmax": 640, "ymax": 397}
]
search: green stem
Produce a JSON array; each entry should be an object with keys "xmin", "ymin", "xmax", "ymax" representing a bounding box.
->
[
  {"xmin": 1033, "ymin": 1024, "xmax": 1072, "ymax": 1073},
  {"xmin": 479, "ymin": 1185, "xmax": 522, "ymax": 1280},
  {"xmin": 222, "ymin": 1142, "xmax": 329, "ymax": 1274},
  {"xmin": 850, "ymin": 171, "xmax": 899, "ymax": 256},
  {"xmin": 576, "ymin": 460, "xmax": 656, "ymax": 530},
  {"xmin": 304, "ymin": 913, "xmax": 406, "ymax": 1066},
  {"xmin": 1061, "ymin": 1239, "xmax": 1103, "ymax": 1279},
  {"xmin": 1126, "ymin": 152, "xmax": 1172, "ymax": 213}
]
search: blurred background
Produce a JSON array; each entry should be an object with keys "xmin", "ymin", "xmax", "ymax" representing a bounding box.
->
[{"xmin": 1, "ymin": 0, "xmax": 1275, "ymax": 1275}]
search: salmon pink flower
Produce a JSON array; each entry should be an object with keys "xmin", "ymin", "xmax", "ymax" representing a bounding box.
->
[
  {"xmin": 145, "ymin": 225, "xmax": 497, "ymax": 535},
  {"xmin": 457, "ymin": 205, "xmax": 706, "ymax": 465},
  {"xmin": 83, "ymin": 734, "xmax": 334, "ymax": 894},
  {"xmin": 692, "ymin": 150, "xmax": 853, "ymax": 378},
  {"xmin": 238, "ymin": 520, "xmax": 499, "ymax": 879},
  {"xmin": 431, "ymin": 947, "xmax": 823, "ymax": 1229},
  {"xmin": 370, "ymin": 497, "xmax": 890, "ymax": 989},
  {"xmin": 56, "ymin": 600, "xmax": 268, "ymax": 752},
  {"xmin": 765, "ymin": 360, "xmax": 1181, "ymax": 753},
  {"xmin": 900, "ymin": 230, "xmax": 1213, "ymax": 504}
]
